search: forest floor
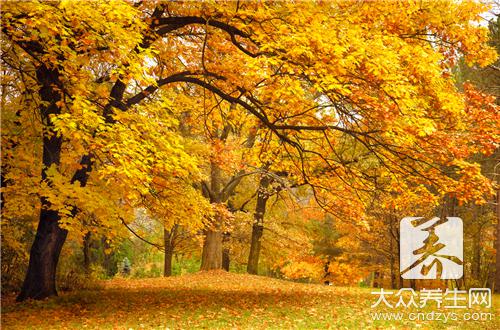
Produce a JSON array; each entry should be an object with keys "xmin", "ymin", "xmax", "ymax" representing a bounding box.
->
[{"xmin": 1, "ymin": 271, "xmax": 499, "ymax": 329}]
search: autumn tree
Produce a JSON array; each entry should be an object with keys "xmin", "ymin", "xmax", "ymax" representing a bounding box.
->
[
  {"xmin": 246, "ymin": 172, "xmax": 273, "ymax": 274},
  {"xmin": 1, "ymin": 0, "xmax": 498, "ymax": 301}
]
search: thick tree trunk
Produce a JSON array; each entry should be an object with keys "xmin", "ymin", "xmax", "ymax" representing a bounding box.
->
[
  {"xmin": 247, "ymin": 224, "xmax": 264, "ymax": 274},
  {"xmin": 247, "ymin": 175, "xmax": 271, "ymax": 274},
  {"xmin": 201, "ymin": 162, "xmax": 224, "ymax": 271},
  {"xmin": 163, "ymin": 227, "xmax": 176, "ymax": 277},
  {"xmin": 17, "ymin": 66, "xmax": 67, "ymax": 301},
  {"xmin": 201, "ymin": 229, "xmax": 223, "ymax": 270},
  {"xmin": 17, "ymin": 208, "xmax": 68, "ymax": 301}
]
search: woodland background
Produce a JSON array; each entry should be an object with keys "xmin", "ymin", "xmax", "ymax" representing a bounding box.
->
[{"xmin": 1, "ymin": 1, "xmax": 500, "ymax": 328}]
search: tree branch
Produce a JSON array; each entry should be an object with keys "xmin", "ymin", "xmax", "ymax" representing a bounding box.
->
[{"xmin": 120, "ymin": 217, "xmax": 164, "ymax": 251}]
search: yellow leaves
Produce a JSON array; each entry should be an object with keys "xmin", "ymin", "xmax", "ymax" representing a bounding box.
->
[
  {"xmin": 280, "ymin": 256, "xmax": 324, "ymax": 282},
  {"xmin": 406, "ymin": 117, "xmax": 437, "ymax": 137},
  {"xmin": 2, "ymin": 1, "xmax": 499, "ymax": 281},
  {"xmin": 328, "ymin": 258, "xmax": 366, "ymax": 286},
  {"xmin": 99, "ymin": 103, "xmax": 200, "ymax": 185},
  {"xmin": 95, "ymin": 85, "xmax": 109, "ymax": 99},
  {"xmin": 3, "ymin": 271, "xmax": 500, "ymax": 328}
]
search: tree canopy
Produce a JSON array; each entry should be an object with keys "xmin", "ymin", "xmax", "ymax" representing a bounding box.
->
[{"xmin": 1, "ymin": 0, "xmax": 499, "ymax": 301}]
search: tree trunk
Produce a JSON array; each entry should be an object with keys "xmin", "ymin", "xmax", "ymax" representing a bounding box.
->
[
  {"xmin": 17, "ymin": 65, "xmax": 67, "ymax": 301},
  {"xmin": 247, "ymin": 224, "xmax": 264, "ymax": 274},
  {"xmin": 17, "ymin": 64, "xmax": 95, "ymax": 300},
  {"xmin": 395, "ymin": 222, "xmax": 403, "ymax": 289},
  {"xmin": 201, "ymin": 229, "xmax": 223, "ymax": 270},
  {"xmin": 372, "ymin": 271, "xmax": 380, "ymax": 288},
  {"xmin": 389, "ymin": 216, "xmax": 396, "ymax": 289},
  {"xmin": 222, "ymin": 248, "xmax": 230, "ymax": 271},
  {"xmin": 472, "ymin": 230, "xmax": 481, "ymax": 281},
  {"xmin": 200, "ymin": 162, "xmax": 223, "ymax": 270},
  {"xmin": 163, "ymin": 227, "xmax": 176, "ymax": 277},
  {"xmin": 102, "ymin": 237, "xmax": 115, "ymax": 277},
  {"xmin": 164, "ymin": 249, "xmax": 173, "ymax": 277},
  {"xmin": 390, "ymin": 242, "xmax": 396, "ymax": 289},
  {"xmin": 83, "ymin": 232, "xmax": 91, "ymax": 273},
  {"xmin": 247, "ymin": 175, "xmax": 271, "ymax": 274},
  {"xmin": 17, "ymin": 208, "xmax": 68, "ymax": 301},
  {"xmin": 495, "ymin": 190, "xmax": 500, "ymax": 292},
  {"xmin": 222, "ymin": 232, "xmax": 230, "ymax": 271}
]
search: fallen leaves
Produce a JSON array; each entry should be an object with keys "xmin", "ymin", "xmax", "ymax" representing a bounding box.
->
[{"xmin": 2, "ymin": 272, "xmax": 499, "ymax": 329}]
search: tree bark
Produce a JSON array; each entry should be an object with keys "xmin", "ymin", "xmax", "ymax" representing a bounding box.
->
[
  {"xmin": 200, "ymin": 162, "xmax": 223, "ymax": 270},
  {"xmin": 164, "ymin": 248, "xmax": 173, "ymax": 277},
  {"xmin": 17, "ymin": 65, "xmax": 67, "ymax": 301},
  {"xmin": 163, "ymin": 227, "xmax": 176, "ymax": 277},
  {"xmin": 201, "ymin": 229, "xmax": 223, "ymax": 270},
  {"xmin": 247, "ymin": 224, "xmax": 264, "ymax": 274},
  {"xmin": 247, "ymin": 175, "xmax": 271, "ymax": 274},
  {"xmin": 17, "ymin": 208, "xmax": 68, "ymax": 301}
]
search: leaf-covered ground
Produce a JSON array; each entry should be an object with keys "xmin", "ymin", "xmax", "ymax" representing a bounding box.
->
[{"xmin": 1, "ymin": 271, "xmax": 499, "ymax": 329}]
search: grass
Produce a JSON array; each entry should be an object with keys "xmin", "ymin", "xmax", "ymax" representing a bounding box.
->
[{"xmin": 1, "ymin": 271, "xmax": 499, "ymax": 329}]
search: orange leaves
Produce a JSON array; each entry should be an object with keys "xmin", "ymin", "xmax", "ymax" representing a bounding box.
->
[
  {"xmin": 327, "ymin": 258, "xmax": 367, "ymax": 286},
  {"xmin": 281, "ymin": 256, "xmax": 324, "ymax": 282},
  {"xmin": 2, "ymin": 1, "xmax": 499, "ymax": 291},
  {"xmin": 2, "ymin": 271, "xmax": 404, "ymax": 329},
  {"xmin": 462, "ymin": 83, "xmax": 500, "ymax": 157},
  {"xmin": 210, "ymin": 138, "xmax": 242, "ymax": 173}
]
